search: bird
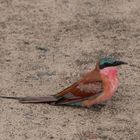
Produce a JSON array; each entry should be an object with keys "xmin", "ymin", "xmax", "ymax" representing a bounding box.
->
[{"xmin": 0, "ymin": 57, "xmax": 127, "ymax": 108}]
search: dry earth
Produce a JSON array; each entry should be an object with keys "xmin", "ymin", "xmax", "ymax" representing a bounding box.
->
[{"xmin": 0, "ymin": 0, "xmax": 140, "ymax": 140}]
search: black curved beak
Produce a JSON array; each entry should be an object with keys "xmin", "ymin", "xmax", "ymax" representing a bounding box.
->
[{"xmin": 115, "ymin": 61, "xmax": 128, "ymax": 66}]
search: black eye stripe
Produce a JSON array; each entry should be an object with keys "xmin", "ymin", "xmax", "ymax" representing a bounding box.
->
[{"xmin": 99, "ymin": 60, "xmax": 125, "ymax": 69}]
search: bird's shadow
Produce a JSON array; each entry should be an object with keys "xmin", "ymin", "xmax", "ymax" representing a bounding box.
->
[
  {"xmin": 90, "ymin": 104, "xmax": 106, "ymax": 111},
  {"xmin": 52, "ymin": 103, "xmax": 106, "ymax": 111}
]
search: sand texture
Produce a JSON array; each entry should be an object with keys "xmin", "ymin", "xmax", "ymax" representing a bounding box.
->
[{"xmin": 0, "ymin": 0, "xmax": 140, "ymax": 140}]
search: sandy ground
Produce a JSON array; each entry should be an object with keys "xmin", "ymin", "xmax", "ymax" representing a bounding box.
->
[{"xmin": 0, "ymin": 0, "xmax": 140, "ymax": 139}]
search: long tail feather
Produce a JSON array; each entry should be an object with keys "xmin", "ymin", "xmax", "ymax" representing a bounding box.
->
[{"xmin": 0, "ymin": 96, "xmax": 58, "ymax": 103}]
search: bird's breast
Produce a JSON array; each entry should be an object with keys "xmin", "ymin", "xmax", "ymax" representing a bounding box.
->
[{"xmin": 100, "ymin": 67, "xmax": 119, "ymax": 94}]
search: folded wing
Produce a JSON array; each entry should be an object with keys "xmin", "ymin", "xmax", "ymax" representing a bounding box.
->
[{"xmin": 53, "ymin": 81, "xmax": 103, "ymax": 106}]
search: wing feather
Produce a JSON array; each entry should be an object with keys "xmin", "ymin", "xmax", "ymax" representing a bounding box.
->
[{"xmin": 54, "ymin": 81, "xmax": 103, "ymax": 105}]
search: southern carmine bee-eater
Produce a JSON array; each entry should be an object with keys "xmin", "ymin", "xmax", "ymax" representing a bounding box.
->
[{"xmin": 0, "ymin": 57, "xmax": 127, "ymax": 108}]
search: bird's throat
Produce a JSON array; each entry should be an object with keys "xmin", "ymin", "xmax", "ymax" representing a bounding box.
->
[{"xmin": 100, "ymin": 67, "xmax": 118, "ymax": 79}]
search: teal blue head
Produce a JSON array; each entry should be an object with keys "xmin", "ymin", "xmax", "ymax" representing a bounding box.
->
[{"xmin": 99, "ymin": 57, "xmax": 127, "ymax": 69}]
